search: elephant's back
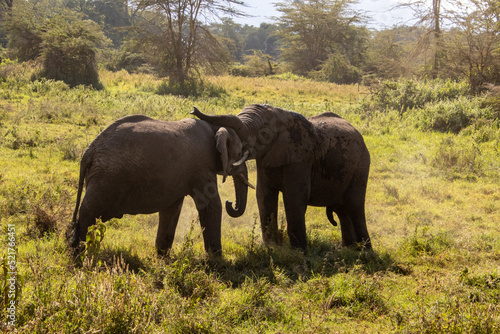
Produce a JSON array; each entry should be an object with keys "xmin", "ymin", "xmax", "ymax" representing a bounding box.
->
[
  {"xmin": 93, "ymin": 117, "xmax": 212, "ymax": 153},
  {"xmin": 308, "ymin": 113, "xmax": 368, "ymax": 156},
  {"xmin": 308, "ymin": 112, "xmax": 359, "ymax": 137},
  {"xmin": 85, "ymin": 117, "xmax": 216, "ymax": 195}
]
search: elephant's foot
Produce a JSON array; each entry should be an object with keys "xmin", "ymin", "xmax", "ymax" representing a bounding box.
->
[
  {"xmin": 343, "ymin": 238, "xmax": 372, "ymax": 251},
  {"xmin": 156, "ymin": 247, "xmax": 172, "ymax": 258}
]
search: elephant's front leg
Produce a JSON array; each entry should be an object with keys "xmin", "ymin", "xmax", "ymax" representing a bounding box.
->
[
  {"xmin": 282, "ymin": 164, "xmax": 311, "ymax": 250},
  {"xmin": 257, "ymin": 168, "xmax": 280, "ymax": 246},
  {"xmin": 156, "ymin": 198, "xmax": 184, "ymax": 256},
  {"xmin": 192, "ymin": 179, "xmax": 223, "ymax": 255}
]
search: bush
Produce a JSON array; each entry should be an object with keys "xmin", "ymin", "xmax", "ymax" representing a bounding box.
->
[
  {"xmin": 311, "ymin": 53, "xmax": 362, "ymax": 84},
  {"xmin": 374, "ymin": 79, "xmax": 470, "ymax": 113},
  {"xmin": 229, "ymin": 51, "xmax": 276, "ymax": 77},
  {"xmin": 413, "ymin": 96, "xmax": 485, "ymax": 133},
  {"xmin": 100, "ymin": 47, "xmax": 149, "ymax": 74},
  {"xmin": 39, "ymin": 15, "xmax": 109, "ymax": 88},
  {"xmin": 229, "ymin": 64, "xmax": 252, "ymax": 77}
]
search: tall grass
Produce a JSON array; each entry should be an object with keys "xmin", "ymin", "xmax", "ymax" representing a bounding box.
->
[{"xmin": 0, "ymin": 65, "xmax": 499, "ymax": 332}]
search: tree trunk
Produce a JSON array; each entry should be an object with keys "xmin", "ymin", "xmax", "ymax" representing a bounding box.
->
[{"xmin": 432, "ymin": 0, "xmax": 442, "ymax": 78}]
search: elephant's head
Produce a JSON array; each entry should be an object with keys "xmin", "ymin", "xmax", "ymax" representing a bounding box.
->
[
  {"xmin": 214, "ymin": 126, "xmax": 254, "ymax": 218},
  {"xmin": 193, "ymin": 104, "xmax": 319, "ymax": 168}
]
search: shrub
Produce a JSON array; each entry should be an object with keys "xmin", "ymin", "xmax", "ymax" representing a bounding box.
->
[
  {"xmin": 229, "ymin": 50, "xmax": 276, "ymax": 78},
  {"xmin": 0, "ymin": 58, "xmax": 17, "ymax": 80},
  {"xmin": 374, "ymin": 79, "xmax": 470, "ymax": 113},
  {"xmin": 100, "ymin": 48, "xmax": 149, "ymax": 74},
  {"xmin": 413, "ymin": 96, "xmax": 485, "ymax": 133},
  {"xmin": 39, "ymin": 15, "xmax": 109, "ymax": 88},
  {"xmin": 29, "ymin": 206, "xmax": 57, "ymax": 236},
  {"xmin": 311, "ymin": 53, "xmax": 362, "ymax": 84}
]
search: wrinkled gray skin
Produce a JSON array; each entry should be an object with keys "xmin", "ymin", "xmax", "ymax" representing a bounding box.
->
[
  {"xmin": 192, "ymin": 104, "xmax": 371, "ymax": 251},
  {"xmin": 70, "ymin": 115, "xmax": 250, "ymax": 256}
]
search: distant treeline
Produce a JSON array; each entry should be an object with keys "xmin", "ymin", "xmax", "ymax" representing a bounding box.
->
[{"xmin": 1, "ymin": 0, "xmax": 499, "ymax": 92}]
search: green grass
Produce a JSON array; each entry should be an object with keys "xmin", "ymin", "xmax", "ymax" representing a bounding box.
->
[{"xmin": 0, "ymin": 66, "xmax": 499, "ymax": 332}]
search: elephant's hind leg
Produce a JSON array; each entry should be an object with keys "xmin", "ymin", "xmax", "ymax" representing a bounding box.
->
[
  {"xmin": 336, "ymin": 207, "xmax": 357, "ymax": 248},
  {"xmin": 156, "ymin": 198, "xmax": 184, "ymax": 256},
  {"xmin": 349, "ymin": 204, "xmax": 371, "ymax": 249},
  {"xmin": 72, "ymin": 194, "xmax": 100, "ymax": 249},
  {"xmin": 337, "ymin": 202, "xmax": 371, "ymax": 250},
  {"xmin": 345, "ymin": 178, "xmax": 371, "ymax": 249}
]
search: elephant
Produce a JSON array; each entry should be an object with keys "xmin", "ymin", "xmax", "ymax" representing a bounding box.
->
[
  {"xmin": 191, "ymin": 104, "xmax": 371, "ymax": 251},
  {"xmin": 69, "ymin": 114, "xmax": 253, "ymax": 256}
]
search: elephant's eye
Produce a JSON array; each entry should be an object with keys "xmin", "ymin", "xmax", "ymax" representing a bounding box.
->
[{"xmin": 258, "ymin": 127, "xmax": 274, "ymax": 144}]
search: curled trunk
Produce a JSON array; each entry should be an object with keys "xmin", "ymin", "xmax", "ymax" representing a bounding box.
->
[{"xmin": 226, "ymin": 165, "xmax": 249, "ymax": 218}]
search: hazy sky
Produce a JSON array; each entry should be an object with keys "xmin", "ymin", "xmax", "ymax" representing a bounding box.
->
[{"xmin": 234, "ymin": 0, "xmax": 413, "ymax": 29}]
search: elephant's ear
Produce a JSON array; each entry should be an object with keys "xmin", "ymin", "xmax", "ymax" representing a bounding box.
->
[
  {"xmin": 260, "ymin": 119, "xmax": 318, "ymax": 168},
  {"xmin": 215, "ymin": 128, "xmax": 230, "ymax": 182}
]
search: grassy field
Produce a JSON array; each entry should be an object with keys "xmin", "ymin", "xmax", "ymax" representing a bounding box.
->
[{"xmin": 1, "ymin": 66, "xmax": 499, "ymax": 333}]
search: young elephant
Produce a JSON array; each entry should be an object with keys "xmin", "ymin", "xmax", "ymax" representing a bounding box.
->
[
  {"xmin": 70, "ymin": 115, "xmax": 252, "ymax": 255},
  {"xmin": 192, "ymin": 104, "xmax": 371, "ymax": 251}
]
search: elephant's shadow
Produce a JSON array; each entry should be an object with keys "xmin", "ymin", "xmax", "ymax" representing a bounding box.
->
[
  {"xmin": 206, "ymin": 240, "xmax": 411, "ymax": 288},
  {"xmin": 70, "ymin": 239, "xmax": 409, "ymax": 289}
]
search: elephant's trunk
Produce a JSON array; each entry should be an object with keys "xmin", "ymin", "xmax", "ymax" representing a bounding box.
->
[
  {"xmin": 226, "ymin": 165, "xmax": 250, "ymax": 218},
  {"xmin": 192, "ymin": 107, "xmax": 249, "ymax": 140}
]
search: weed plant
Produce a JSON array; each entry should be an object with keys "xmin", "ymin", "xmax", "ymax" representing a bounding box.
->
[{"xmin": 0, "ymin": 65, "xmax": 499, "ymax": 332}]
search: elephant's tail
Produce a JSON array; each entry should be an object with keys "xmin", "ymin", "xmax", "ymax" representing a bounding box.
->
[
  {"xmin": 72, "ymin": 150, "xmax": 91, "ymax": 224},
  {"xmin": 326, "ymin": 207, "xmax": 337, "ymax": 226}
]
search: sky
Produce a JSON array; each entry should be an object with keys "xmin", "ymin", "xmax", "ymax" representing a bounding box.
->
[{"xmin": 233, "ymin": 0, "xmax": 414, "ymax": 29}]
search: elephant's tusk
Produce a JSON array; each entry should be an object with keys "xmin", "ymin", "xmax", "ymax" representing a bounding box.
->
[
  {"xmin": 238, "ymin": 173, "xmax": 255, "ymax": 189},
  {"xmin": 233, "ymin": 150, "xmax": 249, "ymax": 166}
]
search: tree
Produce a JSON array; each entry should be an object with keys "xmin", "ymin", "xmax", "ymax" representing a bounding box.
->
[
  {"xmin": 0, "ymin": 0, "xmax": 13, "ymax": 46},
  {"xmin": 210, "ymin": 20, "xmax": 280, "ymax": 64},
  {"xmin": 364, "ymin": 27, "xmax": 419, "ymax": 81},
  {"xmin": 276, "ymin": 0, "xmax": 367, "ymax": 84},
  {"xmin": 132, "ymin": 0, "xmax": 246, "ymax": 86},
  {"xmin": 5, "ymin": 0, "xmax": 109, "ymax": 86},
  {"xmin": 396, "ymin": 0, "xmax": 447, "ymax": 78},
  {"xmin": 210, "ymin": 18, "xmax": 247, "ymax": 61},
  {"xmin": 243, "ymin": 23, "xmax": 280, "ymax": 58},
  {"xmin": 4, "ymin": 0, "xmax": 48, "ymax": 61},
  {"xmin": 447, "ymin": 0, "xmax": 500, "ymax": 92},
  {"xmin": 64, "ymin": 0, "xmax": 132, "ymax": 46}
]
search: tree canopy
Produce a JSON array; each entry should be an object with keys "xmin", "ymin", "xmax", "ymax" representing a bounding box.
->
[{"xmin": 131, "ymin": 0, "xmax": 246, "ymax": 86}]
